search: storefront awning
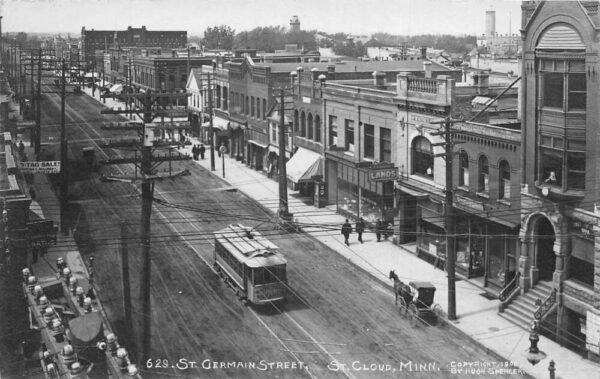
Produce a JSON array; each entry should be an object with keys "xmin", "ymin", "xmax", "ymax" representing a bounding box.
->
[
  {"xmin": 202, "ymin": 117, "xmax": 229, "ymax": 131},
  {"xmin": 286, "ymin": 147, "xmax": 322, "ymax": 184},
  {"xmin": 395, "ymin": 182, "xmax": 429, "ymax": 198},
  {"xmin": 268, "ymin": 145, "xmax": 290, "ymax": 158},
  {"xmin": 248, "ymin": 139, "xmax": 267, "ymax": 149},
  {"xmin": 109, "ymin": 84, "xmax": 123, "ymax": 93}
]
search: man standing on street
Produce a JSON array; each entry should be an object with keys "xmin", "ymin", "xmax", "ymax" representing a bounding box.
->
[
  {"xmin": 376, "ymin": 218, "xmax": 384, "ymax": 242},
  {"xmin": 341, "ymin": 219, "xmax": 352, "ymax": 246},
  {"xmin": 199, "ymin": 143, "xmax": 206, "ymax": 160},
  {"xmin": 355, "ymin": 217, "xmax": 365, "ymax": 244}
]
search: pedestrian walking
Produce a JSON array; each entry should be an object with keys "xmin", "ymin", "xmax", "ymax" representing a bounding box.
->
[
  {"xmin": 376, "ymin": 218, "xmax": 384, "ymax": 242},
  {"xmin": 192, "ymin": 145, "xmax": 198, "ymax": 160},
  {"xmin": 199, "ymin": 143, "xmax": 206, "ymax": 160},
  {"xmin": 18, "ymin": 140, "xmax": 25, "ymax": 157},
  {"xmin": 355, "ymin": 217, "xmax": 365, "ymax": 243},
  {"xmin": 341, "ymin": 219, "xmax": 352, "ymax": 246}
]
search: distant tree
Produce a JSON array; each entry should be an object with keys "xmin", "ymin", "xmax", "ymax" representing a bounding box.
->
[
  {"xmin": 15, "ymin": 32, "xmax": 28, "ymax": 44},
  {"xmin": 285, "ymin": 30, "xmax": 317, "ymax": 52},
  {"xmin": 233, "ymin": 26, "xmax": 287, "ymax": 52},
  {"xmin": 202, "ymin": 25, "xmax": 235, "ymax": 50},
  {"xmin": 332, "ymin": 37, "xmax": 365, "ymax": 58}
]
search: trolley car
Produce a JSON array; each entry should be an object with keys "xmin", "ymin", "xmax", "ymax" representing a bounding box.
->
[{"xmin": 214, "ymin": 224, "xmax": 288, "ymax": 304}]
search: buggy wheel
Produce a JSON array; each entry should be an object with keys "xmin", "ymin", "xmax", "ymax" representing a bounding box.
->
[
  {"xmin": 433, "ymin": 304, "xmax": 445, "ymax": 326},
  {"xmin": 408, "ymin": 303, "xmax": 418, "ymax": 327},
  {"xmin": 398, "ymin": 297, "xmax": 407, "ymax": 317}
]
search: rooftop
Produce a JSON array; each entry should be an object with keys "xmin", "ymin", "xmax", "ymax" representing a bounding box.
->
[{"xmin": 263, "ymin": 59, "xmax": 454, "ymax": 73}]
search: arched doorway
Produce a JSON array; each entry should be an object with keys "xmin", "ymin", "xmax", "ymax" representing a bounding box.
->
[{"xmin": 535, "ymin": 217, "xmax": 556, "ymax": 281}]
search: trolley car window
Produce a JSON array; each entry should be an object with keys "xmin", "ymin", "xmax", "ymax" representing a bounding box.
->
[{"xmin": 253, "ymin": 265, "xmax": 286, "ymax": 284}]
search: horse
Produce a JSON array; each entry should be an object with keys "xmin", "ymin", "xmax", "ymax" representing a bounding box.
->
[{"xmin": 389, "ymin": 270, "xmax": 412, "ymax": 305}]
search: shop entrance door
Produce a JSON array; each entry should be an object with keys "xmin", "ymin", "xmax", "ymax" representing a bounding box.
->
[{"xmin": 535, "ymin": 217, "xmax": 556, "ymax": 281}]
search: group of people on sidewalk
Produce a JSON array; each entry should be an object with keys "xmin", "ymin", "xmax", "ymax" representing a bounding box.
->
[
  {"xmin": 191, "ymin": 144, "xmax": 206, "ymax": 160},
  {"xmin": 341, "ymin": 217, "xmax": 389, "ymax": 246}
]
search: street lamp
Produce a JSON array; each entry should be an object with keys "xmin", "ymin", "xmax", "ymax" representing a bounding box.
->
[
  {"xmin": 219, "ymin": 143, "xmax": 226, "ymax": 178},
  {"xmin": 526, "ymin": 320, "xmax": 546, "ymax": 365}
]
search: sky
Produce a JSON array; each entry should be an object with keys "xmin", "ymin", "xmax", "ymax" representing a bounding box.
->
[{"xmin": 1, "ymin": 0, "xmax": 523, "ymax": 37}]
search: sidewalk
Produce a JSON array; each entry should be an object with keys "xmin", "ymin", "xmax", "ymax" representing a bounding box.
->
[
  {"xmin": 77, "ymin": 89, "xmax": 598, "ymax": 378},
  {"xmin": 180, "ymin": 143, "xmax": 597, "ymax": 379}
]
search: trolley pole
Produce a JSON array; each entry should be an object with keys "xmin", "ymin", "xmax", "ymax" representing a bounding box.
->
[{"xmin": 431, "ymin": 116, "xmax": 460, "ymax": 321}]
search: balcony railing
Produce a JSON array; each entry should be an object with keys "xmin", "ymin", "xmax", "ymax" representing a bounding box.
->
[{"xmin": 407, "ymin": 78, "xmax": 438, "ymax": 94}]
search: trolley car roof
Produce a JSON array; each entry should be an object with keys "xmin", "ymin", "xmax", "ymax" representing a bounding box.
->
[{"xmin": 214, "ymin": 224, "xmax": 287, "ymax": 267}]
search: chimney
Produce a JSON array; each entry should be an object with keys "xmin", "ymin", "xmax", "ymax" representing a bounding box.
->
[
  {"xmin": 472, "ymin": 71, "xmax": 490, "ymax": 95},
  {"xmin": 461, "ymin": 62, "xmax": 469, "ymax": 82},
  {"xmin": 327, "ymin": 64, "xmax": 335, "ymax": 73},
  {"xmin": 423, "ymin": 61, "xmax": 432, "ymax": 79},
  {"xmin": 420, "ymin": 47, "xmax": 427, "ymax": 60},
  {"xmin": 172, "ymin": 50, "xmax": 176, "ymax": 58},
  {"xmin": 372, "ymin": 71, "xmax": 386, "ymax": 87}
]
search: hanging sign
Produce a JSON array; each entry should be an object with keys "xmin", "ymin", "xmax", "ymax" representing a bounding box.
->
[
  {"xmin": 19, "ymin": 161, "xmax": 61, "ymax": 174},
  {"xmin": 368, "ymin": 168, "xmax": 398, "ymax": 182}
]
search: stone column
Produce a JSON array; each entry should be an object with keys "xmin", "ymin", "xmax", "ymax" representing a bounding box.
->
[{"xmin": 519, "ymin": 235, "xmax": 532, "ymax": 292}]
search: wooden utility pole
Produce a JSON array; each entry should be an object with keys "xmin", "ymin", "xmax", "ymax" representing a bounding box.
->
[
  {"xmin": 207, "ymin": 74, "xmax": 215, "ymax": 171},
  {"xmin": 120, "ymin": 222, "xmax": 133, "ymax": 343},
  {"xmin": 278, "ymin": 88, "xmax": 291, "ymax": 222},
  {"xmin": 431, "ymin": 116, "xmax": 461, "ymax": 321},
  {"xmin": 60, "ymin": 59, "xmax": 68, "ymax": 232},
  {"xmin": 100, "ymin": 89, "xmax": 191, "ymax": 366},
  {"xmin": 35, "ymin": 48, "xmax": 42, "ymax": 156}
]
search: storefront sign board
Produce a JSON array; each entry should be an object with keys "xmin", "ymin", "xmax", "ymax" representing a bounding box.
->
[
  {"xmin": 368, "ymin": 168, "xmax": 398, "ymax": 182},
  {"xmin": 19, "ymin": 161, "xmax": 61, "ymax": 174}
]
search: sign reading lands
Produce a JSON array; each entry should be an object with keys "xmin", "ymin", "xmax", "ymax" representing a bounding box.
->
[
  {"xmin": 19, "ymin": 161, "xmax": 61, "ymax": 174},
  {"xmin": 368, "ymin": 168, "xmax": 398, "ymax": 182}
]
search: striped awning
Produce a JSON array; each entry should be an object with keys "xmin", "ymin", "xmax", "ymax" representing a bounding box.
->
[{"xmin": 536, "ymin": 24, "xmax": 585, "ymax": 50}]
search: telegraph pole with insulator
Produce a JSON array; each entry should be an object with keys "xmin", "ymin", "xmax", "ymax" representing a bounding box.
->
[
  {"xmin": 431, "ymin": 116, "xmax": 462, "ymax": 321},
  {"xmin": 99, "ymin": 88, "xmax": 192, "ymax": 365}
]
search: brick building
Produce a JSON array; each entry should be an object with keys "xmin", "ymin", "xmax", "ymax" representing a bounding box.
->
[
  {"xmin": 80, "ymin": 26, "xmax": 187, "ymax": 68},
  {"xmin": 516, "ymin": 0, "xmax": 600, "ymax": 359},
  {"xmin": 319, "ymin": 66, "xmax": 521, "ymax": 294}
]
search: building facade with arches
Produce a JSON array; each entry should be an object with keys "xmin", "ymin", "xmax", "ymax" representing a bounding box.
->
[{"xmin": 519, "ymin": 0, "xmax": 600, "ymax": 360}]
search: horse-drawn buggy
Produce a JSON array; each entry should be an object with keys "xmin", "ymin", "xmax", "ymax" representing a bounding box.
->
[{"xmin": 389, "ymin": 270, "xmax": 444, "ymax": 326}]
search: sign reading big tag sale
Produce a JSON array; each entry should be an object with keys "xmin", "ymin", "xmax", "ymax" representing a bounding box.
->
[{"xmin": 19, "ymin": 161, "xmax": 61, "ymax": 174}]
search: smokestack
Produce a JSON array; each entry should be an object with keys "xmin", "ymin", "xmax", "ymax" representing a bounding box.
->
[
  {"xmin": 327, "ymin": 64, "xmax": 335, "ymax": 73},
  {"xmin": 420, "ymin": 47, "xmax": 427, "ymax": 60}
]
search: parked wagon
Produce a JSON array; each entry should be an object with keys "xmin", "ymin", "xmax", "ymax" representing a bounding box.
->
[{"xmin": 390, "ymin": 271, "xmax": 444, "ymax": 327}]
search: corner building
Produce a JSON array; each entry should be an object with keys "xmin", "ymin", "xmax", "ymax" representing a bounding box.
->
[{"xmin": 519, "ymin": 0, "xmax": 600, "ymax": 359}]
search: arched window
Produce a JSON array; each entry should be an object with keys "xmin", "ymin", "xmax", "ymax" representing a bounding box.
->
[
  {"xmin": 412, "ymin": 137, "xmax": 433, "ymax": 178},
  {"xmin": 307, "ymin": 113, "xmax": 314, "ymax": 140},
  {"xmin": 459, "ymin": 151, "xmax": 469, "ymax": 187},
  {"xmin": 478, "ymin": 155, "xmax": 489, "ymax": 193},
  {"xmin": 499, "ymin": 160, "xmax": 510, "ymax": 199},
  {"xmin": 314, "ymin": 115, "xmax": 321, "ymax": 142},
  {"xmin": 300, "ymin": 111, "xmax": 306, "ymax": 137}
]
